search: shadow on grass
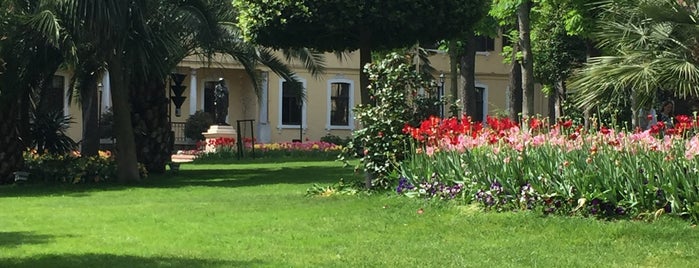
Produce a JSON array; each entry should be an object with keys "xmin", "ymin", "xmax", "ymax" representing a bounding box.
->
[
  {"xmin": 0, "ymin": 253, "xmax": 264, "ymax": 268},
  {"xmin": 143, "ymin": 165, "xmax": 357, "ymax": 189},
  {"xmin": 0, "ymin": 161, "xmax": 360, "ymax": 197},
  {"xmin": 191, "ymin": 156, "xmax": 344, "ymax": 165},
  {"xmin": 0, "ymin": 232, "xmax": 53, "ymax": 248},
  {"xmin": 0, "ymin": 181, "xmax": 129, "ymax": 198}
]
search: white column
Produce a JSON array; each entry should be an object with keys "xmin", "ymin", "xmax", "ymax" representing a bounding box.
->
[
  {"xmin": 101, "ymin": 70, "xmax": 111, "ymax": 113},
  {"xmin": 258, "ymin": 72, "xmax": 271, "ymax": 143},
  {"xmin": 189, "ymin": 68, "xmax": 198, "ymax": 115}
]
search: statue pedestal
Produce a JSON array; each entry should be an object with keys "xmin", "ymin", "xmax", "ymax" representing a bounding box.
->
[{"xmin": 202, "ymin": 125, "xmax": 237, "ymax": 153}]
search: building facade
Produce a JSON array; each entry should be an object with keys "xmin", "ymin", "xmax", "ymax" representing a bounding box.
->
[{"xmin": 58, "ymin": 37, "xmax": 548, "ymax": 145}]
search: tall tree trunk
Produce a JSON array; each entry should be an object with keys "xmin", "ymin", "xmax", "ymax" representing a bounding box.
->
[
  {"xmin": 0, "ymin": 101, "xmax": 22, "ymax": 184},
  {"xmin": 359, "ymin": 29, "xmax": 372, "ymax": 106},
  {"xmin": 508, "ymin": 61, "xmax": 524, "ymax": 122},
  {"xmin": 81, "ymin": 76, "xmax": 100, "ymax": 157},
  {"xmin": 359, "ymin": 28, "xmax": 374, "ymax": 189},
  {"xmin": 130, "ymin": 79, "xmax": 171, "ymax": 174},
  {"xmin": 460, "ymin": 32, "xmax": 478, "ymax": 120},
  {"xmin": 507, "ymin": 42, "xmax": 523, "ymax": 122},
  {"xmin": 548, "ymin": 87, "xmax": 556, "ymax": 123},
  {"xmin": 108, "ymin": 59, "xmax": 141, "ymax": 183},
  {"xmin": 548, "ymin": 81, "xmax": 566, "ymax": 123},
  {"xmin": 548, "ymin": 80, "xmax": 566, "ymax": 123},
  {"xmin": 449, "ymin": 39, "xmax": 460, "ymax": 116},
  {"xmin": 518, "ymin": 0, "xmax": 535, "ymax": 118}
]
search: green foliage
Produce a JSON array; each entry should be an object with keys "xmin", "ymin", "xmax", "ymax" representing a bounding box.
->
[
  {"xmin": 399, "ymin": 127, "xmax": 699, "ymax": 222},
  {"xmin": 570, "ymin": 0, "xmax": 699, "ymax": 109},
  {"xmin": 23, "ymin": 151, "xmax": 117, "ymax": 183},
  {"xmin": 341, "ymin": 53, "xmax": 435, "ymax": 189},
  {"xmin": 532, "ymin": 9, "xmax": 587, "ymax": 87},
  {"xmin": 305, "ymin": 178, "xmax": 362, "ymax": 197},
  {"xmin": 99, "ymin": 107, "xmax": 114, "ymax": 139},
  {"xmin": 319, "ymin": 134, "xmax": 351, "ymax": 147},
  {"xmin": 30, "ymin": 110, "xmax": 78, "ymax": 155},
  {"xmin": 233, "ymin": 0, "xmax": 488, "ymax": 51},
  {"xmin": 184, "ymin": 110, "xmax": 214, "ymax": 141}
]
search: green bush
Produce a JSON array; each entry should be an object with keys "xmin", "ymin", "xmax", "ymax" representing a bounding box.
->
[
  {"xmin": 99, "ymin": 107, "xmax": 115, "ymax": 139},
  {"xmin": 340, "ymin": 52, "xmax": 436, "ymax": 189},
  {"xmin": 23, "ymin": 150, "xmax": 117, "ymax": 183},
  {"xmin": 184, "ymin": 110, "xmax": 214, "ymax": 141},
  {"xmin": 30, "ymin": 110, "xmax": 78, "ymax": 155},
  {"xmin": 320, "ymin": 134, "xmax": 351, "ymax": 147}
]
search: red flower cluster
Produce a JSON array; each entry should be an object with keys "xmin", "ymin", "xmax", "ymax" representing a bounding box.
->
[
  {"xmin": 649, "ymin": 115, "xmax": 699, "ymax": 136},
  {"xmin": 403, "ymin": 116, "xmax": 526, "ymax": 146},
  {"xmin": 208, "ymin": 137, "xmax": 236, "ymax": 147},
  {"xmin": 487, "ymin": 116, "xmax": 518, "ymax": 134}
]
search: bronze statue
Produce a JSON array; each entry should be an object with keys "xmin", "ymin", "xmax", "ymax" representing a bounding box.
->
[{"xmin": 214, "ymin": 78, "xmax": 229, "ymax": 125}]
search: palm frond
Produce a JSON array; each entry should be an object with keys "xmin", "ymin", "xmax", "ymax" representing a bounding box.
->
[{"xmin": 282, "ymin": 48, "xmax": 326, "ymax": 79}]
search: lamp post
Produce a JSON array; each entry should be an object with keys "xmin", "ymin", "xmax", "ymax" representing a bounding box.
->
[
  {"xmin": 439, "ymin": 73, "xmax": 445, "ymax": 118},
  {"xmin": 97, "ymin": 83, "xmax": 103, "ymax": 127}
]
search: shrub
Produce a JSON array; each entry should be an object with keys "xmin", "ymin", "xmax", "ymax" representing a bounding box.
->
[
  {"xmin": 30, "ymin": 110, "xmax": 78, "ymax": 155},
  {"xmin": 99, "ymin": 107, "xmax": 114, "ymax": 139},
  {"xmin": 23, "ymin": 150, "xmax": 118, "ymax": 183},
  {"xmin": 340, "ymin": 52, "xmax": 439, "ymax": 189},
  {"xmin": 184, "ymin": 110, "xmax": 214, "ymax": 141},
  {"xmin": 320, "ymin": 134, "xmax": 351, "ymax": 147}
]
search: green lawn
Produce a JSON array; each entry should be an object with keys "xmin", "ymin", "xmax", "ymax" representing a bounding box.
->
[{"xmin": 1, "ymin": 159, "xmax": 698, "ymax": 267}]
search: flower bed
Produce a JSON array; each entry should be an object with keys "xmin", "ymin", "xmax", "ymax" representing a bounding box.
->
[
  {"xmin": 23, "ymin": 150, "xmax": 119, "ymax": 183},
  {"xmin": 399, "ymin": 115, "xmax": 699, "ymax": 221},
  {"xmin": 193, "ymin": 138, "xmax": 343, "ymax": 160}
]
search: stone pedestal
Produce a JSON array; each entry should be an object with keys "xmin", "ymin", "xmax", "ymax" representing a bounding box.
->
[{"xmin": 202, "ymin": 125, "xmax": 237, "ymax": 153}]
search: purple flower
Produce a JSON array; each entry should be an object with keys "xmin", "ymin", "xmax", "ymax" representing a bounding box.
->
[
  {"xmin": 490, "ymin": 181, "xmax": 503, "ymax": 194},
  {"xmin": 615, "ymin": 206, "xmax": 626, "ymax": 215}
]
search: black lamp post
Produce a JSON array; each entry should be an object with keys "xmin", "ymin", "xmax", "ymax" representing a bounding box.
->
[
  {"xmin": 439, "ymin": 73, "xmax": 445, "ymax": 118},
  {"xmin": 97, "ymin": 83, "xmax": 103, "ymax": 127}
]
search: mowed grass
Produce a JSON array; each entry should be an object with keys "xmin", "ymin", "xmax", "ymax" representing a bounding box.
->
[{"xmin": 1, "ymin": 159, "xmax": 699, "ymax": 267}]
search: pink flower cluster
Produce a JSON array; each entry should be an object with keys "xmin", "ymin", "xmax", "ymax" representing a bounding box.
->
[{"xmin": 404, "ymin": 115, "xmax": 699, "ymax": 159}]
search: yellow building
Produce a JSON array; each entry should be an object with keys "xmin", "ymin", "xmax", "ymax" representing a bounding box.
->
[{"xmin": 57, "ymin": 36, "xmax": 547, "ymax": 146}]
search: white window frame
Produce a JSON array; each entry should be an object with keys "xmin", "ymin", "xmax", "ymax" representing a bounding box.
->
[
  {"xmin": 326, "ymin": 79, "xmax": 354, "ymax": 130},
  {"xmin": 277, "ymin": 77, "xmax": 307, "ymax": 129}
]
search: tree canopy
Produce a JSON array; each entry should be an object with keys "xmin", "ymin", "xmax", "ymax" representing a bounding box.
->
[
  {"xmin": 234, "ymin": 0, "xmax": 486, "ymax": 51},
  {"xmin": 233, "ymin": 0, "xmax": 489, "ymax": 104}
]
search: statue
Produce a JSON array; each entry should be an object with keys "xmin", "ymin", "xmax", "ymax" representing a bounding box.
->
[{"xmin": 213, "ymin": 78, "xmax": 229, "ymax": 125}]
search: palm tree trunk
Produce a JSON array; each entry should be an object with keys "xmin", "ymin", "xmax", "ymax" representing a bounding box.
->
[
  {"xmin": 0, "ymin": 100, "xmax": 22, "ymax": 184},
  {"xmin": 518, "ymin": 0, "xmax": 535, "ymax": 118},
  {"xmin": 109, "ymin": 59, "xmax": 141, "ymax": 182},
  {"xmin": 460, "ymin": 31, "xmax": 478, "ymax": 119},
  {"xmin": 131, "ymin": 79, "xmax": 171, "ymax": 174},
  {"xmin": 81, "ymin": 76, "xmax": 100, "ymax": 157}
]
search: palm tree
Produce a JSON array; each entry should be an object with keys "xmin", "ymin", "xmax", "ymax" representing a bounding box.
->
[
  {"xmin": 0, "ymin": 0, "xmax": 65, "ymax": 183},
  {"xmin": 59, "ymin": 0, "xmax": 325, "ymax": 179},
  {"xmin": 124, "ymin": 0, "xmax": 325, "ymax": 174},
  {"xmin": 570, "ymin": 0, "xmax": 699, "ymax": 127}
]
